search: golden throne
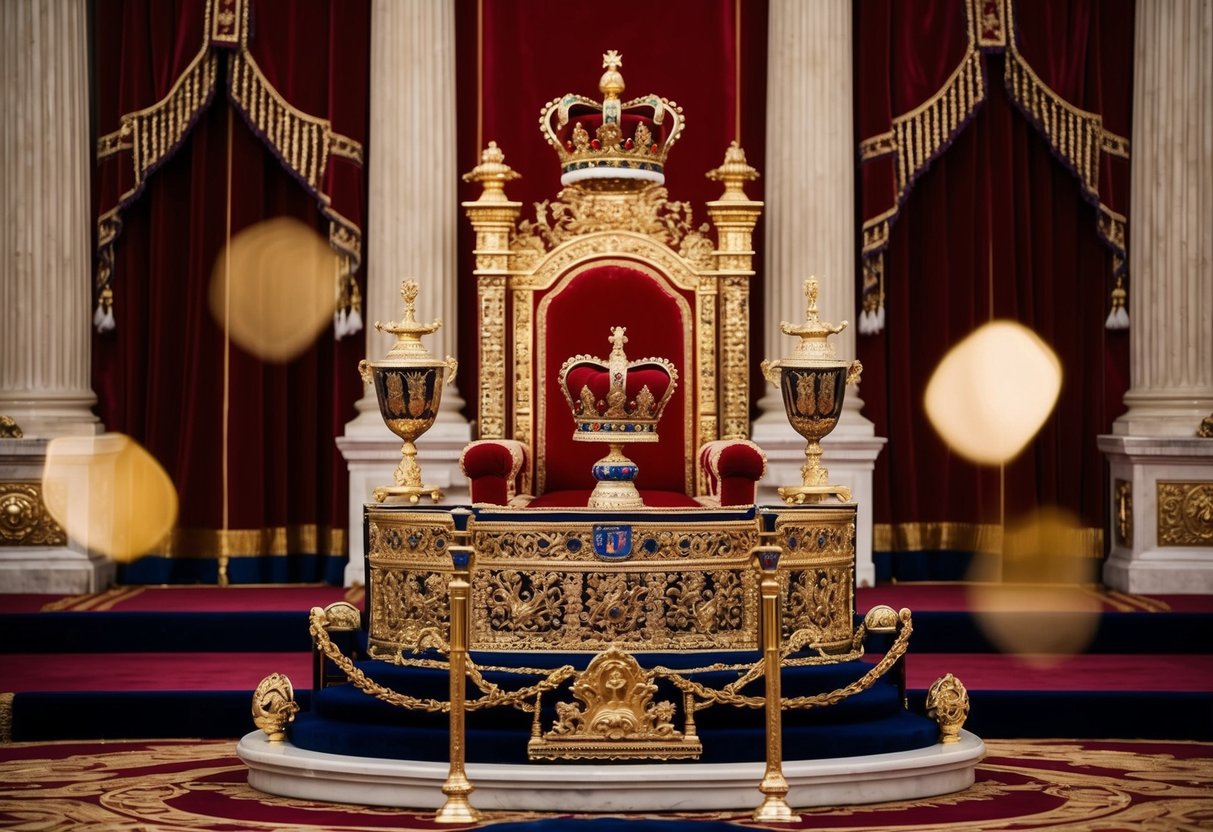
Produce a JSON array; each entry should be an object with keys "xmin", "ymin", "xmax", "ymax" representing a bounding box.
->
[{"xmin": 459, "ymin": 52, "xmax": 766, "ymax": 508}]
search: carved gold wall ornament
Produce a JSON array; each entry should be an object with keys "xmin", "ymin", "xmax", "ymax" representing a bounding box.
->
[
  {"xmin": 251, "ymin": 673, "xmax": 300, "ymax": 742},
  {"xmin": 1115, "ymin": 480, "xmax": 1133, "ymax": 546},
  {"xmin": 1157, "ymin": 481, "xmax": 1213, "ymax": 547},
  {"xmin": 0, "ymin": 483, "xmax": 67, "ymax": 546},
  {"xmin": 1198, "ymin": 413, "xmax": 1213, "ymax": 438},
  {"xmin": 528, "ymin": 646, "xmax": 701, "ymax": 761},
  {"xmin": 0, "ymin": 417, "xmax": 23, "ymax": 438},
  {"xmin": 926, "ymin": 673, "xmax": 970, "ymax": 744}
]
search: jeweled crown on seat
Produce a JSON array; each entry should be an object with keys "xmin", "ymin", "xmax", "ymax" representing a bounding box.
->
[{"xmin": 558, "ymin": 326, "xmax": 678, "ymax": 508}]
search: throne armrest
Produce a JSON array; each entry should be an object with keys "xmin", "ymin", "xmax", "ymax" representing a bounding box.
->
[
  {"xmin": 460, "ymin": 440, "xmax": 530, "ymax": 505},
  {"xmin": 698, "ymin": 440, "xmax": 767, "ymax": 506}
]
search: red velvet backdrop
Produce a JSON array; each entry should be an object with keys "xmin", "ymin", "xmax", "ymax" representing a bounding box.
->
[
  {"xmin": 92, "ymin": 0, "xmax": 369, "ymax": 581},
  {"xmin": 856, "ymin": 0, "xmax": 1133, "ymax": 567},
  {"xmin": 454, "ymin": 0, "xmax": 769, "ymax": 430}
]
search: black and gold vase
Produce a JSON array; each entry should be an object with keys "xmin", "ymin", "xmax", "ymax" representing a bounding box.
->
[
  {"xmin": 358, "ymin": 281, "xmax": 458, "ymax": 503},
  {"xmin": 760, "ymin": 278, "xmax": 862, "ymax": 504}
]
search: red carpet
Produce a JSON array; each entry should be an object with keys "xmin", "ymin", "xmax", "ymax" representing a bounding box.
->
[
  {"xmin": 6, "ymin": 651, "xmax": 1210, "ymax": 694},
  {"xmin": 0, "ymin": 738, "xmax": 1209, "ymax": 831}
]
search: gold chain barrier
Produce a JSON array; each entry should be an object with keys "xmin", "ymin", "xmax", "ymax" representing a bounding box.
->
[{"xmin": 311, "ymin": 552, "xmax": 913, "ymax": 821}]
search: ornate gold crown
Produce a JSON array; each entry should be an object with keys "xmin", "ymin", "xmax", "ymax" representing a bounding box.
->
[
  {"xmin": 558, "ymin": 326, "xmax": 678, "ymax": 442},
  {"xmin": 540, "ymin": 50, "xmax": 685, "ymax": 188}
]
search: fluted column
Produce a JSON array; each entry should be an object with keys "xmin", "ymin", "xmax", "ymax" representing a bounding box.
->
[
  {"xmin": 338, "ymin": 0, "xmax": 469, "ymax": 586},
  {"xmin": 1100, "ymin": 0, "xmax": 1213, "ymax": 593},
  {"xmin": 0, "ymin": 0, "xmax": 99, "ymax": 438},
  {"xmin": 753, "ymin": 0, "xmax": 885, "ymax": 586},
  {"xmin": 0, "ymin": 0, "xmax": 112, "ymax": 594}
]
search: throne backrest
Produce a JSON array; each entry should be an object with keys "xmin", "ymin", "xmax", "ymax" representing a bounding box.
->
[
  {"xmin": 465, "ymin": 163, "xmax": 762, "ymax": 500},
  {"xmin": 536, "ymin": 260, "xmax": 694, "ymax": 495},
  {"xmin": 462, "ymin": 55, "xmax": 761, "ymax": 500}
]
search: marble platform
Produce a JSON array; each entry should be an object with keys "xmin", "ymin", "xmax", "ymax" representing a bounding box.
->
[{"xmin": 238, "ymin": 730, "xmax": 984, "ymax": 812}]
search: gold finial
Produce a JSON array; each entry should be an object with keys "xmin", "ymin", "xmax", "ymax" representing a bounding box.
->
[
  {"xmin": 599, "ymin": 50, "xmax": 625, "ymax": 98},
  {"xmin": 706, "ymin": 141, "xmax": 760, "ymax": 200},
  {"xmin": 461, "ymin": 141, "xmax": 520, "ymax": 202},
  {"xmin": 375, "ymin": 280, "xmax": 442, "ymax": 361},
  {"xmin": 778, "ymin": 277, "xmax": 848, "ymax": 361}
]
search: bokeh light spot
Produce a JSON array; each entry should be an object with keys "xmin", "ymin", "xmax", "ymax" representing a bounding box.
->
[
  {"xmin": 925, "ymin": 321, "xmax": 1062, "ymax": 465},
  {"xmin": 967, "ymin": 507, "xmax": 1100, "ymax": 667},
  {"xmin": 209, "ymin": 217, "xmax": 339, "ymax": 362},
  {"xmin": 42, "ymin": 434, "xmax": 178, "ymax": 563}
]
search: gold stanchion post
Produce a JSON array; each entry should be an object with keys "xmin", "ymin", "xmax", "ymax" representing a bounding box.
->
[
  {"xmin": 752, "ymin": 544, "xmax": 801, "ymax": 823},
  {"xmin": 435, "ymin": 544, "xmax": 480, "ymax": 824}
]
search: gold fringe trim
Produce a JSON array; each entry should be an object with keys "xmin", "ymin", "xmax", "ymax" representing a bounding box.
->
[
  {"xmin": 227, "ymin": 49, "xmax": 364, "ymax": 271},
  {"xmin": 145, "ymin": 525, "xmax": 347, "ymax": 559},
  {"xmin": 890, "ymin": 48, "xmax": 986, "ymax": 201},
  {"xmin": 227, "ymin": 50, "xmax": 364, "ymax": 189},
  {"xmin": 874, "ymin": 521, "xmax": 1104, "ymax": 558},
  {"xmin": 1003, "ymin": 0, "xmax": 1128, "ymax": 278},
  {"xmin": 116, "ymin": 51, "xmax": 220, "ymax": 198},
  {"xmin": 0, "ymin": 692, "xmax": 12, "ymax": 744}
]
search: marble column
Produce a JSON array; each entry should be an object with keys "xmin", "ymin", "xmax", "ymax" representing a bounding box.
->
[
  {"xmin": 337, "ymin": 0, "xmax": 470, "ymax": 586},
  {"xmin": 752, "ymin": 0, "xmax": 886, "ymax": 587},
  {"xmin": 1100, "ymin": 0, "xmax": 1213, "ymax": 593},
  {"xmin": 0, "ymin": 0, "xmax": 112, "ymax": 592}
]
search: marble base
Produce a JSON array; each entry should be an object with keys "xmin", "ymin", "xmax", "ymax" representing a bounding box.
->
[
  {"xmin": 0, "ymin": 546, "xmax": 115, "ymax": 593},
  {"xmin": 0, "ymin": 437, "xmax": 114, "ymax": 593},
  {"xmin": 337, "ymin": 407, "xmax": 471, "ymax": 587},
  {"xmin": 238, "ymin": 730, "xmax": 983, "ymax": 812},
  {"xmin": 1099, "ymin": 434, "xmax": 1213, "ymax": 594},
  {"xmin": 752, "ymin": 417, "xmax": 885, "ymax": 589}
]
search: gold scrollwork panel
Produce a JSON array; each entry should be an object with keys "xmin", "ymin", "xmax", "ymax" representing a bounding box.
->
[
  {"xmin": 366, "ymin": 512, "xmax": 458, "ymax": 659},
  {"xmin": 774, "ymin": 513, "xmax": 856, "ymax": 653},
  {"xmin": 471, "ymin": 566, "xmax": 756, "ymax": 652},
  {"xmin": 1157, "ymin": 481, "xmax": 1213, "ymax": 547}
]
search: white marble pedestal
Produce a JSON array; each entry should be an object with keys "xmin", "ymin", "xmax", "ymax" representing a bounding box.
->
[
  {"xmin": 0, "ymin": 438, "xmax": 114, "ymax": 594},
  {"xmin": 1098, "ymin": 435, "xmax": 1213, "ymax": 594}
]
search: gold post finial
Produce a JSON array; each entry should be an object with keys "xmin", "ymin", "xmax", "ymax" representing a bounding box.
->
[
  {"xmin": 706, "ymin": 141, "xmax": 760, "ymax": 200},
  {"xmin": 461, "ymin": 141, "xmax": 520, "ymax": 202}
]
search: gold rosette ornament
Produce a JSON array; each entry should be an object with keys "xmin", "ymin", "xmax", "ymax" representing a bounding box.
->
[
  {"xmin": 760, "ymin": 277, "xmax": 862, "ymax": 504},
  {"xmin": 358, "ymin": 281, "xmax": 458, "ymax": 503}
]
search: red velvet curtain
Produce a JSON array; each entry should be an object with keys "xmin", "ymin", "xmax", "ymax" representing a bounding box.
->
[
  {"xmin": 856, "ymin": 0, "xmax": 1133, "ymax": 569},
  {"xmin": 454, "ymin": 0, "xmax": 769, "ymax": 427},
  {"xmin": 92, "ymin": 0, "xmax": 369, "ymax": 582}
]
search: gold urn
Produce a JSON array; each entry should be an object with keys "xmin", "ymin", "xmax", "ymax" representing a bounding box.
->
[
  {"xmin": 358, "ymin": 280, "xmax": 458, "ymax": 503},
  {"xmin": 760, "ymin": 278, "xmax": 862, "ymax": 504}
]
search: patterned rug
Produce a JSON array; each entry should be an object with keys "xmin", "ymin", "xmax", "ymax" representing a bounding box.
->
[{"xmin": 1, "ymin": 738, "xmax": 1209, "ymax": 830}]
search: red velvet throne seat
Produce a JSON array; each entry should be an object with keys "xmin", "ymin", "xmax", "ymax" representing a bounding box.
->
[{"xmin": 460, "ymin": 52, "xmax": 765, "ymax": 508}]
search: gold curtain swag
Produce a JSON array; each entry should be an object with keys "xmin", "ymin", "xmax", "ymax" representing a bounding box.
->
[
  {"xmin": 859, "ymin": 0, "xmax": 1131, "ymax": 334},
  {"xmin": 94, "ymin": 0, "xmax": 364, "ymax": 333}
]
